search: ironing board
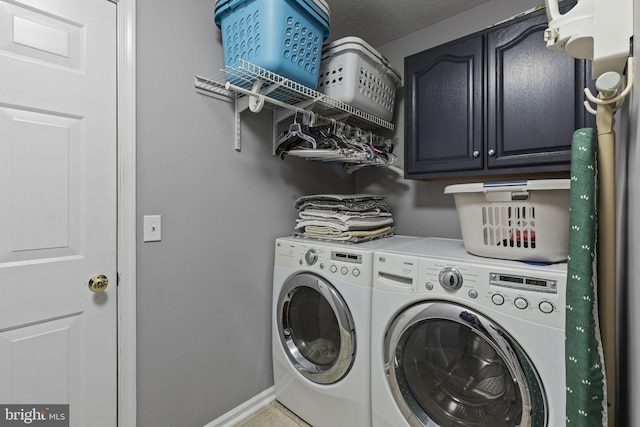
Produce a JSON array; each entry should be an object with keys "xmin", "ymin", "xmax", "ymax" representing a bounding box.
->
[{"xmin": 565, "ymin": 128, "xmax": 607, "ymax": 425}]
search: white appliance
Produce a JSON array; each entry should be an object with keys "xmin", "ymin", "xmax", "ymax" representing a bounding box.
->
[
  {"xmin": 371, "ymin": 238, "xmax": 567, "ymax": 427},
  {"xmin": 272, "ymin": 235, "xmax": 415, "ymax": 427},
  {"xmin": 543, "ymin": 0, "xmax": 632, "ymax": 80}
]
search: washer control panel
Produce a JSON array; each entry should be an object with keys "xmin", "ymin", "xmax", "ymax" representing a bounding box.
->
[{"xmin": 275, "ymin": 240, "xmax": 373, "ymax": 286}]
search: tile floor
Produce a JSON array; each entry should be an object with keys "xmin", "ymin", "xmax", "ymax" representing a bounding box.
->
[{"xmin": 234, "ymin": 401, "xmax": 311, "ymax": 427}]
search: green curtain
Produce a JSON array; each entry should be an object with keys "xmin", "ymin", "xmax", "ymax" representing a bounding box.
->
[{"xmin": 565, "ymin": 128, "xmax": 607, "ymax": 425}]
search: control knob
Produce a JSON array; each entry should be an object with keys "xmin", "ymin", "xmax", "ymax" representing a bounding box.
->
[
  {"xmin": 439, "ymin": 267, "xmax": 463, "ymax": 291},
  {"xmin": 305, "ymin": 249, "xmax": 318, "ymax": 265}
]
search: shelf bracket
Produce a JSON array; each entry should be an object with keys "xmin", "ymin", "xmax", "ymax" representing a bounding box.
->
[
  {"xmin": 272, "ymin": 109, "xmax": 278, "ymax": 156},
  {"xmin": 234, "ymin": 97, "xmax": 242, "ymax": 152}
]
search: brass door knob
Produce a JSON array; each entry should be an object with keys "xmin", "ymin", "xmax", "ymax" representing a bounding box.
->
[{"xmin": 88, "ymin": 274, "xmax": 109, "ymax": 292}]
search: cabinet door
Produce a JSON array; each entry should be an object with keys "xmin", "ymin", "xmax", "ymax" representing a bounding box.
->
[
  {"xmin": 486, "ymin": 9, "xmax": 592, "ymax": 170},
  {"xmin": 404, "ymin": 35, "xmax": 483, "ymax": 177}
]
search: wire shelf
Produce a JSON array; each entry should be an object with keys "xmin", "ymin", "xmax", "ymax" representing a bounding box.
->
[{"xmin": 194, "ymin": 60, "xmax": 395, "ymax": 131}]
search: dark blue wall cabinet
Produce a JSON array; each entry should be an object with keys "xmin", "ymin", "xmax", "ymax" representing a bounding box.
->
[{"xmin": 404, "ymin": 4, "xmax": 594, "ymax": 179}]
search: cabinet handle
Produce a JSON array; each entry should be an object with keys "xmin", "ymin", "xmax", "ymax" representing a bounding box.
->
[
  {"xmin": 473, "ymin": 151, "xmax": 480, "ymax": 158},
  {"xmin": 488, "ymin": 149, "xmax": 496, "ymax": 156}
]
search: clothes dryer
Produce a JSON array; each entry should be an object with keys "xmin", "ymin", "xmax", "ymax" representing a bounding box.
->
[
  {"xmin": 273, "ymin": 236, "xmax": 415, "ymax": 427},
  {"xmin": 371, "ymin": 238, "xmax": 567, "ymax": 427}
]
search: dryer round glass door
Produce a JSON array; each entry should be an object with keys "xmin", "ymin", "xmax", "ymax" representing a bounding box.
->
[
  {"xmin": 384, "ymin": 302, "xmax": 546, "ymax": 427},
  {"xmin": 277, "ymin": 272, "xmax": 356, "ymax": 384}
]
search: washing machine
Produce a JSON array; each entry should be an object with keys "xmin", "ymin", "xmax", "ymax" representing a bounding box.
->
[
  {"xmin": 273, "ymin": 235, "xmax": 416, "ymax": 427},
  {"xmin": 371, "ymin": 237, "xmax": 567, "ymax": 427}
]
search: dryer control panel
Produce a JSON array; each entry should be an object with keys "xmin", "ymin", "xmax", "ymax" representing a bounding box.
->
[
  {"xmin": 419, "ymin": 259, "xmax": 566, "ymax": 329},
  {"xmin": 373, "ymin": 238, "xmax": 567, "ymax": 329}
]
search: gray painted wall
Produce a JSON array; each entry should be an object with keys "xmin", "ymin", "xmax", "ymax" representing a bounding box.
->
[
  {"xmin": 136, "ymin": 1, "xmax": 353, "ymax": 426},
  {"xmin": 136, "ymin": 0, "xmax": 639, "ymax": 425}
]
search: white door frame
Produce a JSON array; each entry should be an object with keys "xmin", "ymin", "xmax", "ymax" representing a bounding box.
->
[{"xmin": 115, "ymin": 0, "xmax": 137, "ymax": 426}]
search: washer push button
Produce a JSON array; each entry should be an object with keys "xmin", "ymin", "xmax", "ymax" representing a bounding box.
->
[
  {"xmin": 514, "ymin": 297, "xmax": 529, "ymax": 310},
  {"xmin": 491, "ymin": 294, "xmax": 505, "ymax": 306}
]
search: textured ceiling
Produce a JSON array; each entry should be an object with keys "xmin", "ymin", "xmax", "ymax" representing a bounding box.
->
[{"xmin": 324, "ymin": 0, "xmax": 492, "ymax": 46}]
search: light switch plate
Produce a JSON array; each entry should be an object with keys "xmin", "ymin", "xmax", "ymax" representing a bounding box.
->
[{"xmin": 143, "ymin": 215, "xmax": 161, "ymax": 242}]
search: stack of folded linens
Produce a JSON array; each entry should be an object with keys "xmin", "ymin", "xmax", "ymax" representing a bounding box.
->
[{"xmin": 293, "ymin": 194, "xmax": 394, "ymax": 243}]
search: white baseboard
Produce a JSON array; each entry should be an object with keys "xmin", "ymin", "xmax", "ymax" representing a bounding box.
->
[{"xmin": 204, "ymin": 386, "xmax": 276, "ymax": 427}]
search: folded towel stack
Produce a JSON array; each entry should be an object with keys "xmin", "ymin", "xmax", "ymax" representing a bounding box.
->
[{"xmin": 293, "ymin": 194, "xmax": 395, "ymax": 243}]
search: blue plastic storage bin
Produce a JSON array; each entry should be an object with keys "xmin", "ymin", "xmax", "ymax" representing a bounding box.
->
[{"xmin": 214, "ymin": 0, "xmax": 330, "ymax": 89}]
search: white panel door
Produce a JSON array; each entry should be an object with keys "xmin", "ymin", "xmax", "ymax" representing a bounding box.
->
[{"xmin": 0, "ymin": 0, "xmax": 117, "ymax": 425}]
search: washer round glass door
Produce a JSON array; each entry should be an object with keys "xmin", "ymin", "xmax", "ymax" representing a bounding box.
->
[
  {"xmin": 277, "ymin": 272, "xmax": 356, "ymax": 384},
  {"xmin": 384, "ymin": 301, "xmax": 546, "ymax": 427}
]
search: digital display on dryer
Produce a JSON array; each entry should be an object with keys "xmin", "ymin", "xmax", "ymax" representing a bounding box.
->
[
  {"xmin": 525, "ymin": 278, "xmax": 548, "ymax": 287},
  {"xmin": 499, "ymin": 275, "xmax": 524, "ymax": 284},
  {"xmin": 490, "ymin": 273, "xmax": 557, "ymax": 293}
]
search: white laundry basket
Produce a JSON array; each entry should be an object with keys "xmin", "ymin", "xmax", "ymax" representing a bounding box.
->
[
  {"xmin": 445, "ymin": 179, "xmax": 571, "ymax": 262},
  {"xmin": 317, "ymin": 36, "xmax": 401, "ymax": 121}
]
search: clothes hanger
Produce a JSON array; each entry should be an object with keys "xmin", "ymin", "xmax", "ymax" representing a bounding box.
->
[
  {"xmin": 276, "ymin": 111, "xmax": 317, "ymax": 149},
  {"xmin": 305, "ymin": 117, "xmax": 341, "ymax": 150}
]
